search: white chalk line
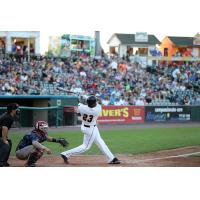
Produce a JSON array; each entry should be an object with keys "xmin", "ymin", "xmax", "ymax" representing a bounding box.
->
[{"xmin": 123, "ymin": 151, "xmax": 200, "ymax": 164}]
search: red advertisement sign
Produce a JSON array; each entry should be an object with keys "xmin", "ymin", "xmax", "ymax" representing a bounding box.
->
[{"xmin": 98, "ymin": 106, "xmax": 144, "ymax": 124}]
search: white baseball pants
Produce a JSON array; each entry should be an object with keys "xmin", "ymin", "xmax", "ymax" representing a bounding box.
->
[{"xmin": 61, "ymin": 125, "xmax": 115, "ymax": 162}]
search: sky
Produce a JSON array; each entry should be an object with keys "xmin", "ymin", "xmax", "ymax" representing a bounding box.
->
[{"xmin": 0, "ymin": 0, "xmax": 199, "ymax": 54}]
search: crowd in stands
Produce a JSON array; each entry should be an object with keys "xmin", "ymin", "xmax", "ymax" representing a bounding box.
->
[{"xmin": 0, "ymin": 54, "xmax": 200, "ymax": 106}]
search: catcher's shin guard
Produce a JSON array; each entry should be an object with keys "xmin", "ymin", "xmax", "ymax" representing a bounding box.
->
[{"xmin": 26, "ymin": 151, "xmax": 43, "ymax": 167}]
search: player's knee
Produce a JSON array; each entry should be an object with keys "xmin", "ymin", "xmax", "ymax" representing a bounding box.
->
[
  {"xmin": 80, "ymin": 144, "xmax": 90, "ymax": 151},
  {"xmin": 3, "ymin": 143, "xmax": 10, "ymax": 153},
  {"xmin": 7, "ymin": 139, "xmax": 12, "ymax": 147},
  {"xmin": 35, "ymin": 150, "xmax": 43, "ymax": 158},
  {"xmin": 85, "ymin": 144, "xmax": 92, "ymax": 151},
  {"xmin": 16, "ymin": 152, "xmax": 27, "ymax": 160}
]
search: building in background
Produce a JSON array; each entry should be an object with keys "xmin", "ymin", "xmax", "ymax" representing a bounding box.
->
[
  {"xmin": 48, "ymin": 33, "xmax": 95, "ymax": 57},
  {"xmin": 107, "ymin": 32, "xmax": 160, "ymax": 58},
  {"xmin": 160, "ymin": 34, "xmax": 200, "ymax": 59},
  {"xmin": 0, "ymin": 31, "xmax": 40, "ymax": 55}
]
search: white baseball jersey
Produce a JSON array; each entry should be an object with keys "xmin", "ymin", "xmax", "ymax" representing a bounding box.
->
[
  {"xmin": 61, "ymin": 102, "xmax": 115, "ymax": 163},
  {"xmin": 78, "ymin": 103, "xmax": 102, "ymax": 126}
]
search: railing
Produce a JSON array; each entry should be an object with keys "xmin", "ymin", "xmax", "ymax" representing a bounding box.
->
[{"xmin": 148, "ymin": 56, "xmax": 200, "ymax": 61}]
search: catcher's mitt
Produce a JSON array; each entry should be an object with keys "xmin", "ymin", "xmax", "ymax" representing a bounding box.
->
[{"xmin": 58, "ymin": 138, "xmax": 69, "ymax": 148}]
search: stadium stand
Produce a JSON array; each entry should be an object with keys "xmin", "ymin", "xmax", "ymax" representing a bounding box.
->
[{"xmin": 0, "ymin": 55, "xmax": 200, "ymax": 106}]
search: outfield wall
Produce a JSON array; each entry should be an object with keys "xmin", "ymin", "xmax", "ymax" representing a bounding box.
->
[
  {"xmin": 99, "ymin": 106, "xmax": 200, "ymax": 124},
  {"xmin": 1, "ymin": 101, "xmax": 200, "ymax": 126},
  {"xmin": 98, "ymin": 106, "xmax": 145, "ymax": 124}
]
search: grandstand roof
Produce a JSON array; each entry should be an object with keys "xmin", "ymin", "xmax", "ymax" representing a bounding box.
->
[
  {"xmin": 108, "ymin": 33, "xmax": 160, "ymax": 45},
  {"xmin": 168, "ymin": 36, "xmax": 197, "ymax": 46}
]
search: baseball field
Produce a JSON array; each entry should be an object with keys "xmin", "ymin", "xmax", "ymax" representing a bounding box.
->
[{"xmin": 8, "ymin": 123, "xmax": 200, "ymax": 167}]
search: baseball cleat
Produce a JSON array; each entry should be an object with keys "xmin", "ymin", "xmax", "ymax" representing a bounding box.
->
[
  {"xmin": 4, "ymin": 162, "xmax": 10, "ymax": 167},
  {"xmin": 61, "ymin": 154, "xmax": 69, "ymax": 164},
  {"xmin": 0, "ymin": 162, "xmax": 10, "ymax": 167},
  {"xmin": 25, "ymin": 163, "xmax": 36, "ymax": 167},
  {"xmin": 109, "ymin": 157, "xmax": 121, "ymax": 164}
]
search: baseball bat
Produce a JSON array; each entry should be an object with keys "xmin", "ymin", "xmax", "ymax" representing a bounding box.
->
[{"xmin": 57, "ymin": 87, "xmax": 78, "ymax": 94}]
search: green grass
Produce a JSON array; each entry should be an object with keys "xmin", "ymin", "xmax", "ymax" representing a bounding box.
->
[{"xmin": 9, "ymin": 127, "xmax": 200, "ymax": 156}]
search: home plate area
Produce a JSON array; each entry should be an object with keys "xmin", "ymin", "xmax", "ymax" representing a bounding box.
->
[{"xmin": 8, "ymin": 145, "xmax": 200, "ymax": 167}]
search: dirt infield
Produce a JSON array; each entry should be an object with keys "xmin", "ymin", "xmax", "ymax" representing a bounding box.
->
[{"xmin": 8, "ymin": 145, "xmax": 200, "ymax": 167}]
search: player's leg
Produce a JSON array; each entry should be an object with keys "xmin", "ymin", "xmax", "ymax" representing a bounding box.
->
[
  {"xmin": 61, "ymin": 126, "xmax": 96, "ymax": 162},
  {"xmin": 25, "ymin": 150, "xmax": 43, "ymax": 167},
  {"xmin": 93, "ymin": 126, "xmax": 115, "ymax": 162},
  {"xmin": 16, "ymin": 145, "xmax": 36, "ymax": 160},
  {"xmin": 0, "ymin": 138, "xmax": 11, "ymax": 167},
  {"xmin": 94, "ymin": 127, "xmax": 120, "ymax": 164},
  {"xmin": 4, "ymin": 139, "xmax": 12, "ymax": 166},
  {"xmin": 16, "ymin": 145, "xmax": 43, "ymax": 167}
]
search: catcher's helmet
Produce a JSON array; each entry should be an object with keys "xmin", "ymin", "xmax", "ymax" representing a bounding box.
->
[
  {"xmin": 35, "ymin": 121, "xmax": 48, "ymax": 135},
  {"xmin": 87, "ymin": 96, "xmax": 97, "ymax": 108}
]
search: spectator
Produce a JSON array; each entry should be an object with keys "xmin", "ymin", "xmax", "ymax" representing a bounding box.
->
[
  {"xmin": 135, "ymin": 97, "xmax": 145, "ymax": 106},
  {"xmin": 0, "ymin": 55, "xmax": 200, "ymax": 106}
]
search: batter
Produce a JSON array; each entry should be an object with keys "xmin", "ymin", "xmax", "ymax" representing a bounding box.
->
[{"xmin": 61, "ymin": 95, "xmax": 120, "ymax": 164}]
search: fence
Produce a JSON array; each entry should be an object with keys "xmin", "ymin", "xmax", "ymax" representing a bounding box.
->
[
  {"xmin": 1, "ymin": 105, "xmax": 200, "ymax": 127},
  {"xmin": 0, "ymin": 106, "xmax": 65, "ymax": 127},
  {"xmin": 99, "ymin": 105, "xmax": 200, "ymax": 124}
]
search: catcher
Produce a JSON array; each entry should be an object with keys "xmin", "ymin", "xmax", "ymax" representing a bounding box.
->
[{"xmin": 16, "ymin": 121, "xmax": 69, "ymax": 167}]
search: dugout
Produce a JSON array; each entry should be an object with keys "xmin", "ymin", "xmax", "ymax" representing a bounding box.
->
[
  {"xmin": 63, "ymin": 106, "xmax": 78, "ymax": 125},
  {"xmin": 0, "ymin": 95, "xmax": 78, "ymax": 127}
]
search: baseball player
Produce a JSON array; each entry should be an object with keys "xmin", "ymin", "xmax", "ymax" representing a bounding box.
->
[
  {"xmin": 60, "ymin": 95, "xmax": 120, "ymax": 164},
  {"xmin": 0, "ymin": 103, "xmax": 20, "ymax": 167},
  {"xmin": 16, "ymin": 121, "xmax": 69, "ymax": 167}
]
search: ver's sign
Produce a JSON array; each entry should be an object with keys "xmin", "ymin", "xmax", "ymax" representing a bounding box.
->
[{"xmin": 98, "ymin": 106, "xmax": 144, "ymax": 124}]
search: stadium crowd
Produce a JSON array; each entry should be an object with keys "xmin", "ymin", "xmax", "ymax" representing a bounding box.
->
[{"xmin": 0, "ymin": 55, "xmax": 200, "ymax": 106}]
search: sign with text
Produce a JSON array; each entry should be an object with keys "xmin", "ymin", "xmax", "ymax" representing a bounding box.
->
[
  {"xmin": 145, "ymin": 106, "xmax": 191, "ymax": 122},
  {"xmin": 193, "ymin": 36, "xmax": 200, "ymax": 46},
  {"xmin": 135, "ymin": 32, "xmax": 148, "ymax": 42},
  {"xmin": 98, "ymin": 106, "xmax": 144, "ymax": 124}
]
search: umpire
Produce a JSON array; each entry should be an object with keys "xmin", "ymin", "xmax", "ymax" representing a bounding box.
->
[{"xmin": 0, "ymin": 103, "xmax": 20, "ymax": 167}]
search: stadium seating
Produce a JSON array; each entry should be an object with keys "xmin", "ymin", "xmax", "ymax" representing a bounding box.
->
[{"xmin": 0, "ymin": 56, "xmax": 200, "ymax": 106}]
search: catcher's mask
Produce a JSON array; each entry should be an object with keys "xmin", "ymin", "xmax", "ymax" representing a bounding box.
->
[
  {"xmin": 87, "ymin": 96, "xmax": 97, "ymax": 108},
  {"xmin": 35, "ymin": 121, "xmax": 49, "ymax": 135}
]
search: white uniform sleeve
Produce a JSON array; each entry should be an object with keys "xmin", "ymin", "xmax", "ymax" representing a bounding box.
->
[
  {"xmin": 96, "ymin": 104, "xmax": 102, "ymax": 116},
  {"xmin": 77, "ymin": 103, "xmax": 84, "ymax": 114}
]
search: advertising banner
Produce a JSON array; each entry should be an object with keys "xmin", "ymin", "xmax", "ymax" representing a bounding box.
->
[
  {"xmin": 145, "ymin": 106, "xmax": 191, "ymax": 122},
  {"xmin": 98, "ymin": 106, "xmax": 144, "ymax": 124}
]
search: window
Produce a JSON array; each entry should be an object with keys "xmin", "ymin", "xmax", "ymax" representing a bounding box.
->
[{"xmin": 164, "ymin": 48, "xmax": 168, "ymax": 56}]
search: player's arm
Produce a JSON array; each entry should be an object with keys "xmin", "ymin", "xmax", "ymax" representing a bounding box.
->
[
  {"xmin": 96, "ymin": 96, "xmax": 102, "ymax": 105},
  {"xmin": 46, "ymin": 136, "xmax": 62, "ymax": 143},
  {"xmin": 78, "ymin": 93, "xmax": 88, "ymax": 105},
  {"xmin": 2, "ymin": 126, "xmax": 9, "ymax": 144},
  {"xmin": 97, "ymin": 103, "xmax": 102, "ymax": 113},
  {"xmin": 32, "ymin": 140, "xmax": 51, "ymax": 154},
  {"xmin": 47, "ymin": 136, "xmax": 69, "ymax": 147},
  {"xmin": 1, "ymin": 118, "xmax": 13, "ymax": 144}
]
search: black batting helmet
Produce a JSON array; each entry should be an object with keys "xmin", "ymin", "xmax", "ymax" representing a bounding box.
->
[{"xmin": 87, "ymin": 96, "xmax": 97, "ymax": 108}]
